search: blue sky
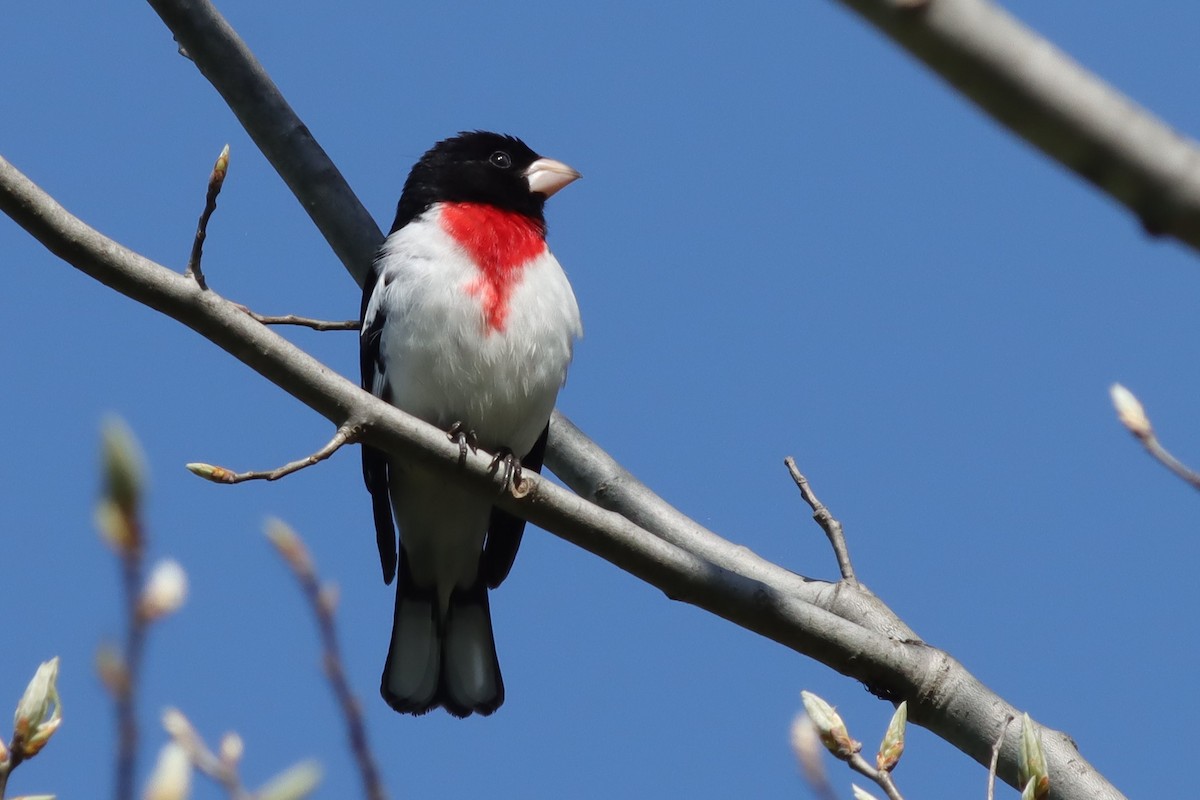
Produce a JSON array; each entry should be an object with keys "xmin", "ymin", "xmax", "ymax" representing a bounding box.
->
[{"xmin": 3, "ymin": 2, "xmax": 1199, "ymax": 798}]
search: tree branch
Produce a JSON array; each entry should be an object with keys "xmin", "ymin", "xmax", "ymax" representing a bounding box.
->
[
  {"xmin": 145, "ymin": 0, "xmax": 382, "ymax": 284},
  {"xmin": 0, "ymin": 150, "xmax": 1122, "ymax": 800},
  {"xmin": 836, "ymin": 0, "xmax": 1200, "ymax": 252}
]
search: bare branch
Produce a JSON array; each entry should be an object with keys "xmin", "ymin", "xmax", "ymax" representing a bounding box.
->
[
  {"xmin": 785, "ymin": 457, "xmax": 856, "ymax": 584},
  {"xmin": 837, "ymin": 0, "xmax": 1200, "ymax": 253},
  {"xmin": 265, "ymin": 521, "xmax": 388, "ymax": 800},
  {"xmin": 184, "ymin": 144, "xmax": 229, "ymax": 290},
  {"xmin": 987, "ymin": 715, "xmax": 1015, "ymax": 800},
  {"xmin": 0, "ymin": 150, "xmax": 1123, "ymax": 799},
  {"xmin": 1138, "ymin": 436, "xmax": 1200, "ymax": 491},
  {"xmin": 187, "ymin": 422, "xmax": 359, "ymax": 484},
  {"xmin": 549, "ymin": 414, "xmax": 913, "ymax": 637},
  {"xmin": 235, "ymin": 305, "xmax": 360, "ymax": 331}
]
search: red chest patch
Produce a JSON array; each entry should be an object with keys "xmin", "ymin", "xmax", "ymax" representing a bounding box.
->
[{"xmin": 440, "ymin": 202, "xmax": 546, "ymax": 333}]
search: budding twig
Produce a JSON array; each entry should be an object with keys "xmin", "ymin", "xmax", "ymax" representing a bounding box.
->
[
  {"xmin": 1110, "ymin": 384, "xmax": 1200, "ymax": 492},
  {"xmin": 266, "ymin": 520, "xmax": 387, "ymax": 800},
  {"xmin": 185, "ymin": 144, "xmax": 230, "ymax": 290},
  {"xmin": 784, "ymin": 458, "xmax": 856, "ymax": 583},
  {"xmin": 187, "ymin": 422, "xmax": 359, "ymax": 484},
  {"xmin": 800, "ymin": 691, "xmax": 905, "ymax": 800},
  {"xmin": 94, "ymin": 419, "xmax": 149, "ymax": 800}
]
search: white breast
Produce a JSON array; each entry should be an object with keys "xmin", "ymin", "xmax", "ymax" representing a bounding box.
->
[{"xmin": 367, "ymin": 205, "xmax": 583, "ymax": 457}]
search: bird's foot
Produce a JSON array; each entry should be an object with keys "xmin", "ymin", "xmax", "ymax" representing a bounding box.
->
[
  {"xmin": 447, "ymin": 422, "xmax": 478, "ymax": 466},
  {"xmin": 488, "ymin": 447, "xmax": 523, "ymax": 492}
]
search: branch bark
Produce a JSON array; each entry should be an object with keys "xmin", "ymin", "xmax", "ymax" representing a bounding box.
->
[{"xmin": 835, "ymin": 0, "xmax": 1200, "ymax": 252}]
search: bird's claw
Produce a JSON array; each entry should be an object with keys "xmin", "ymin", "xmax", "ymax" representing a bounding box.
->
[
  {"xmin": 488, "ymin": 448, "xmax": 523, "ymax": 491},
  {"xmin": 447, "ymin": 422, "xmax": 478, "ymax": 466}
]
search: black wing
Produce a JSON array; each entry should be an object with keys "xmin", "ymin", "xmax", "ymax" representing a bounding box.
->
[
  {"xmin": 360, "ymin": 265, "xmax": 398, "ymax": 585},
  {"xmin": 480, "ymin": 423, "xmax": 549, "ymax": 588}
]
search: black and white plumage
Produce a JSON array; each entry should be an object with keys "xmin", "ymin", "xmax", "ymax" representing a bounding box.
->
[{"xmin": 360, "ymin": 132, "xmax": 582, "ymax": 717}]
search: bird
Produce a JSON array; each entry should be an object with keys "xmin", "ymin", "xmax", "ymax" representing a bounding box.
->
[{"xmin": 360, "ymin": 131, "xmax": 583, "ymax": 717}]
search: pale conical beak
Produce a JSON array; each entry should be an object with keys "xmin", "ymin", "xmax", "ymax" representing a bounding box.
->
[{"xmin": 524, "ymin": 157, "xmax": 581, "ymax": 197}]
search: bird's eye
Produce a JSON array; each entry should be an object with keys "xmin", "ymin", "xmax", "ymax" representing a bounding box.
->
[{"xmin": 489, "ymin": 151, "xmax": 512, "ymax": 169}]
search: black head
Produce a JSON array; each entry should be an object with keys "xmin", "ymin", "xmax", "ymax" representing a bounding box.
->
[{"xmin": 389, "ymin": 131, "xmax": 578, "ymax": 233}]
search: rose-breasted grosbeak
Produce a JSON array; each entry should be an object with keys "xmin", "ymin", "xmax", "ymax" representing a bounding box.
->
[{"xmin": 360, "ymin": 131, "xmax": 582, "ymax": 717}]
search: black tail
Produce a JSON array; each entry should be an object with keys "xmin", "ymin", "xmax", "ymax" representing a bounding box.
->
[{"xmin": 381, "ymin": 551, "xmax": 504, "ymax": 717}]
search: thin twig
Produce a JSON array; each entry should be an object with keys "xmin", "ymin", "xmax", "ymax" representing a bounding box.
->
[
  {"xmin": 114, "ymin": 514, "xmax": 146, "ymax": 800},
  {"xmin": 267, "ymin": 522, "xmax": 387, "ymax": 800},
  {"xmin": 1137, "ymin": 435, "xmax": 1200, "ymax": 491},
  {"xmin": 185, "ymin": 144, "xmax": 229, "ymax": 290},
  {"xmin": 187, "ymin": 423, "xmax": 358, "ymax": 484},
  {"xmin": 987, "ymin": 714, "xmax": 1015, "ymax": 800},
  {"xmin": 0, "ymin": 758, "xmax": 13, "ymax": 798},
  {"xmin": 234, "ymin": 304, "xmax": 360, "ymax": 331},
  {"xmin": 785, "ymin": 458, "xmax": 856, "ymax": 584},
  {"xmin": 846, "ymin": 752, "xmax": 905, "ymax": 800},
  {"xmin": 146, "ymin": 0, "xmax": 381, "ymax": 284},
  {"xmin": 1111, "ymin": 383, "xmax": 1200, "ymax": 492}
]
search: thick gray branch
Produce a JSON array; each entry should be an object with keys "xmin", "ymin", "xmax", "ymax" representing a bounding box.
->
[
  {"xmin": 0, "ymin": 151, "xmax": 1122, "ymax": 800},
  {"xmin": 838, "ymin": 0, "xmax": 1200, "ymax": 251},
  {"xmin": 145, "ymin": 0, "xmax": 382, "ymax": 282}
]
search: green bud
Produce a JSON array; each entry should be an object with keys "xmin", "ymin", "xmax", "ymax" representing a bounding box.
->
[
  {"xmin": 185, "ymin": 463, "xmax": 232, "ymax": 483},
  {"xmin": 876, "ymin": 700, "xmax": 907, "ymax": 772},
  {"xmin": 101, "ymin": 417, "xmax": 145, "ymax": 516},
  {"xmin": 1018, "ymin": 713, "xmax": 1050, "ymax": 800},
  {"xmin": 12, "ymin": 657, "xmax": 62, "ymax": 759},
  {"xmin": 800, "ymin": 690, "xmax": 860, "ymax": 758}
]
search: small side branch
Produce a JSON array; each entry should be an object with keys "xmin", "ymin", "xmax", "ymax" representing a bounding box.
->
[
  {"xmin": 234, "ymin": 304, "xmax": 360, "ymax": 331},
  {"xmin": 987, "ymin": 714, "xmax": 1015, "ymax": 800},
  {"xmin": 187, "ymin": 422, "xmax": 359, "ymax": 484},
  {"xmin": 1110, "ymin": 384, "xmax": 1200, "ymax": 492},
  {"xmin": 185, "ymin": 144, "xmax": 230, "ymax": 290},
  {"xmin": 266, "ymin": 521, "xmax": 387, "ymax": 800},
  {"xmin": 785, "ymin": 458, "xmax": 856, "ymax": 584}
]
